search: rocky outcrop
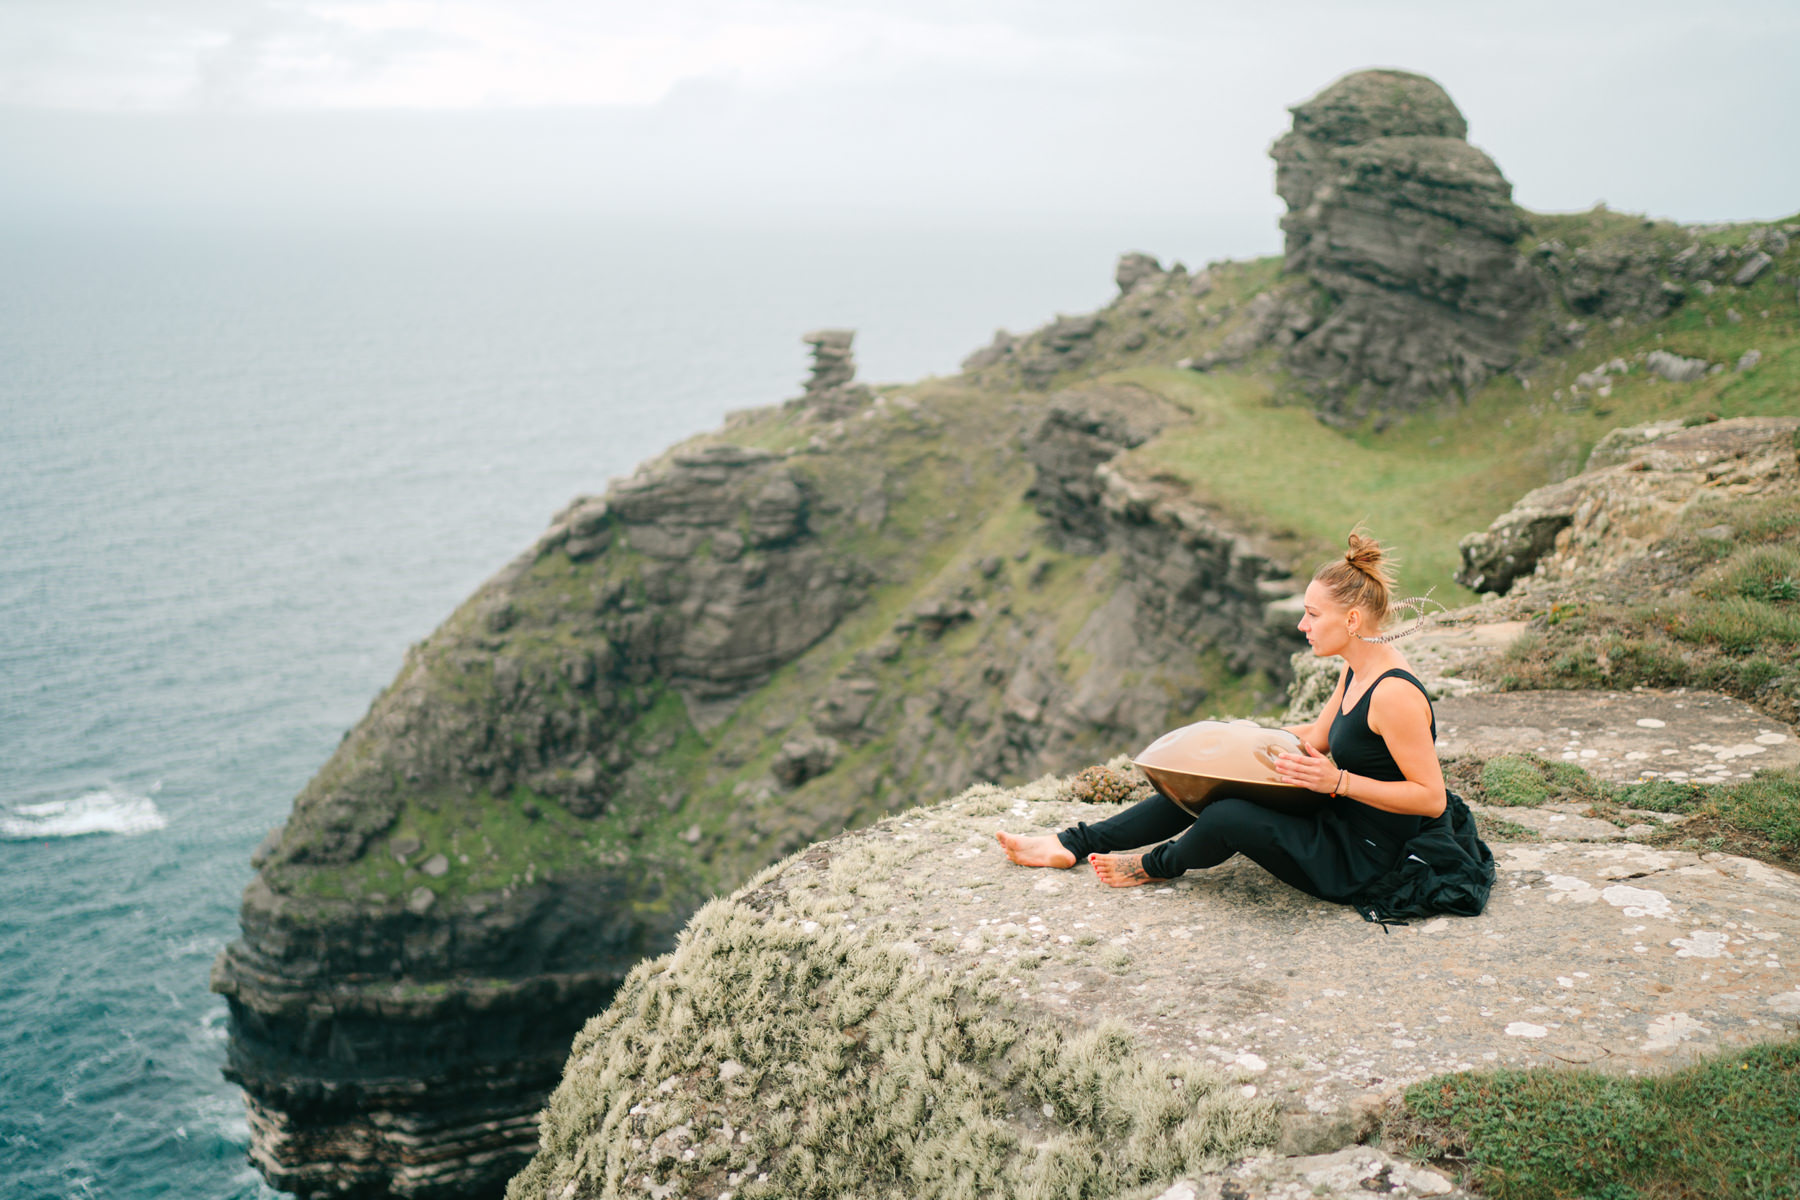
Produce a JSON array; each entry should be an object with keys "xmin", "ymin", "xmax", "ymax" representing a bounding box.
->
[
  {"xmin": 1456, "ymin": 416, "xmax": 1800, "ymax": 595},
  {"xmin": 1532, "ymin": 217, "xmax": 1796, "ymax": 330},
  {"xmin": 1023, "ymin": 383, "xmax": 1307, "ymax": 678},
  {"xmin": 1025, "ymin": 384, "xmax": 1189, "ymax": 552},
  {"xmin": 1272, "ymin": 70, "xmax": 1543, "ymax": 419},
  {"xmin": 212, "ymin": 872, "xmax": 690, "ymax": 1200}
]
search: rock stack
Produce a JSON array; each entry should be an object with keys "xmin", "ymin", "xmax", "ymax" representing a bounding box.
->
[
  {"xmin": 1272, "ymin": 69, "xmax": 1543, "ymax": 419},
  {"xmin": 797, "ymin": 328, "xmax": 872, "ymax": 417}
]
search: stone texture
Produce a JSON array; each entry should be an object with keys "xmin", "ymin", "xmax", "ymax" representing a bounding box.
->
[
  {"xmin": 1735, "ymin": 250, "xmax": 1774, "ymax": 287},
  {"xmin": 1164, "ymin": 1147, "xmax": 1468, "ymax": 1199},
  {"xmin": 1024, "ymin": 384, "xmax": 1190, "ymax": 552},
  {"xmin": 878, "ymin": 788, "xmax": 1800, "ymax": 1134},
  {"xmin": 212, "ymin": 872, "xmax": 691, "ymax": 1200},
  {"xmin": 1434, "ymin": 689, "xmax": 1799, "ymax": 786},
  {"xmin": 1645, "ymin": 348, "xmax": 1711, "ymax": 383},
  {"xmin": 1532, "ymin": 230, "xmax": 1689, "ymax": 325},
  {"xmin": 1271, "ymin": 70, "xmax": 1542, "ymax": 419},
  {"xmin": 1116, "ymin": 251, "xmax": 1166, "ymax": 294},
  {"xmin": 510, "ymin": 778, "xmax": 1800, "ymax": 1197}
]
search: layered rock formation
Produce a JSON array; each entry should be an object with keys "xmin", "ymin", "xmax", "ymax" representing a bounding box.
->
[
  {"xmin": 213, "ymin": 63, "xmax": 1800, "ymax": 1198},
  {"xmin": 1271, "ymin": 69, "xmax": 1543, "ymax": 419},
  {"xmin": 793, "ymin": 328, "xmax": 873, "ymax": 418},
  {"xmin": 212, "ymin": 443, "xmax": 867, "ymax": 1198}
]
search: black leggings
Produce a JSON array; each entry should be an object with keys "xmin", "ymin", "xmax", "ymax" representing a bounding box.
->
[{"xmin": 1057, "ymin": 793, "xmax": 1369, "ymax": 901}]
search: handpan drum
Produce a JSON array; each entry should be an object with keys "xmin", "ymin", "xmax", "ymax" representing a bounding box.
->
[{"xmin": 1132, "ymin": 719, "xmax": 1331, "ymax": 818}]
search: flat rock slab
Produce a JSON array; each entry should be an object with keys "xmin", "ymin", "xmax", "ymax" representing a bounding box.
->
[
  {"xmin": 1157, "ymin": 1147, "xmax": 1467, "ymax": 1199},
  {"xmin": 817, "ymin": 785, "xmax": 1800, "ymax": 1151},
  {"xmin": 1465, "ymin": 801, "xmax": 1632, "ymax": 841},
  {"xmin": 1435, "ymin": 688, "xmax": 1797, "ymax": 784}
]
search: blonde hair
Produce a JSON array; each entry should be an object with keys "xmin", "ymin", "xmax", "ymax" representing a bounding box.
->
[{"xmin": 1313, "ymin": 528, "xmax": 1397, "ymax": 627}]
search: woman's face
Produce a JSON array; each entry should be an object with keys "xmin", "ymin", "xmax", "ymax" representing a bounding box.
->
[{"xmin": 1298, "ymin": 580, "xmax": 1369, "ymax": 656}]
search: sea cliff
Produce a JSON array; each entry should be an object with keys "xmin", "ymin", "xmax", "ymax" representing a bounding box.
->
[{"xmin": 213, "ymin": 66, "xmax": 1800, "ymax": 1197}]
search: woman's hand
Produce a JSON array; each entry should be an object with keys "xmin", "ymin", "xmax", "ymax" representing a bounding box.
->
[{"xmin": 1274, "ymin": 740, "xmax": 1338, "ymax": 794}]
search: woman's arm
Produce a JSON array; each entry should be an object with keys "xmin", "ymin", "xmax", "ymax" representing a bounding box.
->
[
  {"xmin": 1272, "ymin": 676, "xmax": 1446, "ymax": 817},
  {"xmin": 1349, "ymin": 680, "xmax": 1446, "ymax": 817},
  {"xmin": 1282, "ymin": 664, "xmax": 1347, "ymax": 754}
]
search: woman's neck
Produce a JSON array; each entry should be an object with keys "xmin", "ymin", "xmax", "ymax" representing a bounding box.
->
[{"xmin": 1339, "ymin": 636, "xmax": 1400, "ymax": 678}]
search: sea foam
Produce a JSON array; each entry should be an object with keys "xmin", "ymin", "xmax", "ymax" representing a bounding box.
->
[{"xmin": 0, "ymin": 788, "xmax": 169, "ymax": 839}]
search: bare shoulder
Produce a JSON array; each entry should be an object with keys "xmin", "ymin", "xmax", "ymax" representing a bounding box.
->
[{"xmin": 1368, "ymin": 671, "xmax": 1432, "ymax": 733}]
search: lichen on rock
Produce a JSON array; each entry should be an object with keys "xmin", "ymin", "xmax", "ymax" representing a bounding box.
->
[{"xmin": 507, "ymin": 814, "xmax": 1279, "ymax": 1200}]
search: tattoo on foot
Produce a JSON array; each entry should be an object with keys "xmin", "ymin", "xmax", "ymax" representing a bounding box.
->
[{"xmin": 1089, "ymin": 852, "xmax": 1163, "ymax": 887}]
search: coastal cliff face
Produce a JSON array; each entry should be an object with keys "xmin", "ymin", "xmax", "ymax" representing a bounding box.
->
[
  {"xmin": 215, "ymin": 65, "xmax": 1800, "ymax": 1198},
  {"xmin": 214, "ymin": 368, "xmax": 1307, "ymax": 1195},
  {"xmin": 211, "ymin": 443, "xmax": 863, "ymax": 1197}
]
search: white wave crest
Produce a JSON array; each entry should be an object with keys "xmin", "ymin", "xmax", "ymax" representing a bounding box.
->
[{"xmin": 1, "ymin": 788, "xmax": 169, "ymax": 839}]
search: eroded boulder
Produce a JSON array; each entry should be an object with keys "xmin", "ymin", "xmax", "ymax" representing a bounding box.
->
[{"xmin": 1457, "ymin": 416, "xmax": 1800, "ymax": 595}]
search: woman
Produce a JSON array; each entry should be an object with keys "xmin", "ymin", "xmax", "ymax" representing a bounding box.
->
[{"xmin": 996, "ymin": 530, "xmax": 1447, "ymax": 904}]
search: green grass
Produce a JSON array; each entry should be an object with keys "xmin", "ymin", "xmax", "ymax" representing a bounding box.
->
[
  {"xmin": 1490, "ymin": 493, "xmax": 1800, "ymax": 718},
  {"xmin": 1120, "ymin": 367, "xmax": 1568, "ymax": 600},
  {"xmin": 1397, "ymin": 1039, "xmax": 1800, "ymax": 1200},
  {"xmin": 1444, "ymin": 753, "xmax": 1800, "ymax": 868},
  {"xmin": 1099, "ymin": 204, "xmax": 1799, "ymax": 601},
  {"xmin": 284, "ymin": 783, "xmax": 626, "ymax": 903},
  {"xmin": 1473, "ymin": 755, "xmax": 1614, "ymax": 810},
  {"xmin": 1657, "ymin": 766, "xmax": 1800, "ymax": 864}
]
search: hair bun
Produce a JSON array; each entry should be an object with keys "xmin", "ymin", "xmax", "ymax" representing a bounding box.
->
[
  {"xmin": 1313, "ymin": 527, "xmax": 1399, "ymax": 624},
  {"xmin": 1344, "ymin": 531, "xmax": 1386, "ymax": 577}
]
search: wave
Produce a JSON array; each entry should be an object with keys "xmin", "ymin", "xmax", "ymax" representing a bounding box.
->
[{"xmin": 0, "ymin": 788, "xmax": 169, "ymax": 839}]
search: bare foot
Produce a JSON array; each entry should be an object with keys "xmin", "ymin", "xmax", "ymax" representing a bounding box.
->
[
  {"xmin": 995, "ymin": 830, "xmax": 1076, "ymax": 868},
  {"xmin": 1089, "ymin": 852, "xmax": 1164, "ymax": 888}
]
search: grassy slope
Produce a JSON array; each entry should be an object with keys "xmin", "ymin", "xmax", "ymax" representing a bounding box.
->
[{"xmin": 1102, "ymin": 217, "xmax": 1799, "ymax": 603}]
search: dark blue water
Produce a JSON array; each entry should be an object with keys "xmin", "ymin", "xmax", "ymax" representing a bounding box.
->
[{"xmin": 0, "ymin": 216, "xmax": 1233, "ymax": 1198}]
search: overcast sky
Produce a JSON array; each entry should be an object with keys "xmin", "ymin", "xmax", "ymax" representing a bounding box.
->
[{"xmin": 2, "ymin": 0, "xmax": 1796, "ymax": 245}]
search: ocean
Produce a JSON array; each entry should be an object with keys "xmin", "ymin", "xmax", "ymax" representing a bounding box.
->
[{"xmin": 0, "ymin": 216, "xmax": 1246, "ymax": 1198}]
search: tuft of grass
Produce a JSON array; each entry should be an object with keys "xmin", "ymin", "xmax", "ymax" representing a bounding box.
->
[
  {"xmin": 1672, "ymin": 766, "xmax": 1800, "ymax": 862},
  {"xmin": 1487, "ymin": 493, "xmax": 1800, "ymax": 721},
  {"xmin": 1396, "ymin": 1039, "xmax": 1800, "ymax": 1200},
  {"xmin": 1472, "ymin": 755, "xmax": 1614, "ymax": 810},
  {"xmin": 1707, "ymin": 546, "xmax": 1800, "ymax": 605},
  {"xmin": 1445, "ymin": 754, "xmax": 1800, "ymax": 868}
]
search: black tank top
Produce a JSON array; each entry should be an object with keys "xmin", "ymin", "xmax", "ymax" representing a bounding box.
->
[{"xmin": 1327, "ymin": 667, "xmax": 1436, "ymax": 847}]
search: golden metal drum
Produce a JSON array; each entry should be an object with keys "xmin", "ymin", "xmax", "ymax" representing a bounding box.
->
[{"xmin": 1132, "ymin": 719, "xmax": 1331, "ymax": 818}]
